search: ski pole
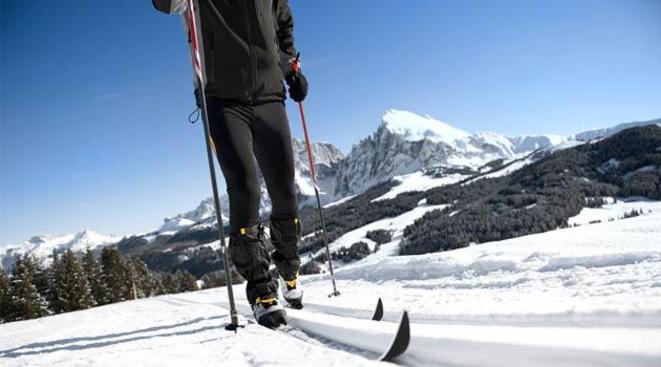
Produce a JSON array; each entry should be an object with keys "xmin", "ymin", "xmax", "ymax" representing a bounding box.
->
[
  {"xmin": 185, "ymin": 0, "xmax": 241, "ymax": 330},
  {"xmin": 291, "ymin": 53, "xmax": 340, "ymax": 297}
]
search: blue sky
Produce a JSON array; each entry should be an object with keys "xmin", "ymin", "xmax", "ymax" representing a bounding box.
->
[{"xmin": 1, "ymin": 0, "xmax": 660, "ymax": 245}]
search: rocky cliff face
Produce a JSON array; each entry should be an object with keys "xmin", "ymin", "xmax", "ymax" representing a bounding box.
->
[{"xmin": 334, "ymin": 109, "xmax": 570, "ymax": 198}]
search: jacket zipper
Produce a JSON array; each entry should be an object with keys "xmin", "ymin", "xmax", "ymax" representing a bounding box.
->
[{"xmin": 242, "ymin": 0, "xmax": 257, "ymax": 104}]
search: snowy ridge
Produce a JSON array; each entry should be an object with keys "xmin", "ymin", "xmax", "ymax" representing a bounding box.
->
[
  {"xmin": 573, "ymin": 118, "xmax": 661, "ymax": 141},
  {"xmin": 0, "ymin": 230, "xmax": 121, "ymax": 271},
  {"xmin": 382, "ymin": 109, "xmax": 471, "ymax": 146}
]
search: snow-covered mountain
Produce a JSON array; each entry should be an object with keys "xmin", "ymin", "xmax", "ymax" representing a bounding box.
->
[
  {"xmin": 334, "ymin": 109, "xmax": 572, "ymax": 197},
  {"xmin": 0, "ymin": 230, "xmax": 121, "ymax": 271},
  {"xmin": 293, "ymin": 139, "xmax": 344, "ymax": 200},
  {"xmin": 4, "ymin": 112, "xmax": 658, "ymax": 274},
  {"xmin": 573, "ymin": 118, "xmax": 661, "ymax": 141}
]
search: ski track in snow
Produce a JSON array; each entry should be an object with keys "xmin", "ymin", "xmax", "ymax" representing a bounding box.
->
[{"xmin": 0, "ymin": 292, "xmax": 384, "ymax": 367}]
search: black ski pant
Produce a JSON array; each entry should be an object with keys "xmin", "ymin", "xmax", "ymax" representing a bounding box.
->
[{"xmin": 207, "ymin": 98, "xmax": 301, "ymax": 303}]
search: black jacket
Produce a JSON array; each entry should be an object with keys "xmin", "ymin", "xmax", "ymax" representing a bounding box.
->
[{"xmin": 154, "ymin": 0, "xmax": 297, "ymax": 104}]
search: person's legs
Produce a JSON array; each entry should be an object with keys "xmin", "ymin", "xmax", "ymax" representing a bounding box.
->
[
  {"xmin": 206, "ymin": 98, "xmax": 278, "ymax": 305},
  {"xmin": 251, "ymin": 102, "xmax": 301, "ymax": 285}
]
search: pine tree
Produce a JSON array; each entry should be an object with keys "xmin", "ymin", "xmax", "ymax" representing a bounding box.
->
[
  {"xmin": 151, "ymin": 272, "xmax": 165, "ymax": 296},
  {"xmin": 100, "ymin": 247, "xmax": 127, "ymax": 303},
  {"xmin": 6, "ymin": 256, "xmax": 49, "ymax": 321},
  {"xmin": 47, "ymin": 252, "xmax": 63, "ymax": 311},
  {"xmin": 123, "ymin": 258, "xmax": 138, "ymax": 300},
  {"xmin": 201, "ymin": 270, "xmax": 243, "ymax": 289},
  {"xmin": 177, "ymin": 271, "xmax": 198, "ymax": 293},
  {"xmin": 51, "ymin": 250, "xmax": 95, "ymax": 313},
  {"xmin": 33, "ymin": 256, "xmax": 51, "ymax": 306},
  {"xmin": 0, "ymin": 268, "xmax": 9, "ymax": 323},
  {"xmin": 82, "ymin": 247, "xmax": 108, "ymax": 305},
  {"xmin": 161, "ymin": 273, "xmax": 179, "ymax": 294},
  {"xmin": 130, "ymin": 257, "xmax": 157, "ymax": 298}
]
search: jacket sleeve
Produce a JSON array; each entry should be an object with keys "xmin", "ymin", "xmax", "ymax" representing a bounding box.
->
[
  {"xmin": 152, "ymin": 0, "xmax": 187, "ymax": 15},
  {"xmin": 274, "ymin": 0, "xmax": 297, "ymax": 77}
]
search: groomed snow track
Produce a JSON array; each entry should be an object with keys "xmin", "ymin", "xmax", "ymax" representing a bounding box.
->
[{"xmin": 229, "ymin": 301, "xmax": 661, "ymax": 366}]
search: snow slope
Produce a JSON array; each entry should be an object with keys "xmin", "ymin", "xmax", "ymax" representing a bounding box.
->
[
  {"xmin": 305, "ymin": 202, "xmax": 448, "ymax": 260},
  {"xmin": 302, "ymin": 208, "xmax": 661, "ymax": 325},
  {"xmin": 2, "ymin": 206, "xmax": 661, "ymax": 366},
  {"xmin": 0, "ymin": 292, "xmax": 382, "ymax": 367},
  {"xmin": 371, "ymin": 171, "xmax": 466, "ymax": 202},
  {"xmin": 568, "ymin": 197, "xmax": 661, "ymax": 226}
]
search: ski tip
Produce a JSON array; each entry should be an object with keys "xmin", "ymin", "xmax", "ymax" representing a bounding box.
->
[
  {"xmin": 379, "ymin": 311, "xmax": 410, "ymax": 361},
  {"xmin": 372, "ymin": 298, "xmax": 384, "ymax": 321}
]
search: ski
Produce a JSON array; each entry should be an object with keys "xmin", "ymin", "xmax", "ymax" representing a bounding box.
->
[
  {"xmin": 286, "ymin": 308, "xmax": 410, "ymax": 362},
  {"xmin": 224, "ymin": 300, "xmax": 410, "ymax": 362},
  {"xmin": 372, "ymin": 298, "xmax": 384, "ymax": 321},
  {"xmin": 283, "ymin": 311, "xmax": 408, "ymax": 362},
  {"xmin": 286, "ymin": 297, "xmax": 385, "ymax": 321},
  {"xmin": 378, "ymin": 311, "xmax": 409, "ymax": 361}
]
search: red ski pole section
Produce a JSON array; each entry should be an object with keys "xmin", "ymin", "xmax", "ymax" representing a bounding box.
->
[
  {"xmin": 185, "ymin": 0, "xmax": 203, "ymax": 81},
  {"xmin": 291, "ymin": 54, "xmax": 318, "ymax": 187},
  {"xmin": 298, "ymin": 101, "xmax": 318, "ymax": 186}
]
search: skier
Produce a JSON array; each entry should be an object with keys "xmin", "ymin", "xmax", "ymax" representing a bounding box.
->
[{"xmin": 152, "ymin": 0, "xmax": 308, "ymax": 328}]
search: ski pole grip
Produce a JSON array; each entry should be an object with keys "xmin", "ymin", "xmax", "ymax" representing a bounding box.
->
[{"xmin": 291, "ymin": 52, "xmax": 301, "ymax": 74}]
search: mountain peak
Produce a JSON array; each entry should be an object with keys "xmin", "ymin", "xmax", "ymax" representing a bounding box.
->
[{"xmin": 381, "ymin": 109, "xmax": 471, "ymax": 144}]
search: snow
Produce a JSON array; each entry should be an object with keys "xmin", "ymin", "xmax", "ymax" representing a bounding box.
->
[
  {"xmin": 464, "ymin": 155, "xmax": 534, "ymax": 184},
  {"xmin": 382, "ymin": 109, "xmax": 471, "ymax": 146},
  {"xmin": 567, "ymin": 197, "xmax": 661, "ymax": 226},
  {"xmin": 509, "ymin": 134, "xmax": 569, "ymax": 153},
  {"xmin": 295, "ymin": 170, "xmax": 317, "ymax": 196},
  {"xmin": 159, "ymin": 217, "xmax": 196, "ymax": 233},
  {"xmin": 573, "ymin": 118, "xmax": 661, "ymax": 141},
  {"xmin": 305, "ymin": 203, "xmax": 448, "ymax": 260},
  {"xmin": 0, "ymin": 230, "xmax": 121, "ymax": 271},
  {"xmin": 598, "ymin": 158, "xmax": 621, "ymax": 175},
  {"xmin": 480, "ymin": 157, "xmax": 531, "ymax": 178},
  {"xmin": 302, "ymin": 209, "xmax": 661, "ymax": 326},
  {"xmin": 3, "ymin": 208, "xmax": 661, "ymax": 366},
  {"xmin": 0, "ymin": 292, "xmax": 382, "ymax": 367},
  {"xmin": 323, "ymin": 195, "xmax": 357, "ymax": 208},
  {"xmin": 371, "ymin": 171, "xmax": 467, "ymax": 202},
  {"xmin": 472, "ymin": 131, "xmax": 517, "ymax": 156},
  {"xmin": 624, "ymin": 165, "xmax": 658, "ymax": 180},
  {"xmin": 545, "ymin": 139, "xmax": 584, "ymax": 152}
]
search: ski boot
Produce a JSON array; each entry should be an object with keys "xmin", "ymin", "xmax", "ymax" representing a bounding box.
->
[
  {"xmin": 252, "ymin": 297, "xmax": 287, "ymax": 329},
  {"xmin": 280, "ymin": 273, "xmax": 304, "ymax": 309}
]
